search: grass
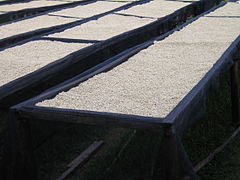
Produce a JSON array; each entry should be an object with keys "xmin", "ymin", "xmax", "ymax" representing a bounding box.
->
[{"xmin": 0, "ymin": 69, "xmax": 240, "ymax": 180}]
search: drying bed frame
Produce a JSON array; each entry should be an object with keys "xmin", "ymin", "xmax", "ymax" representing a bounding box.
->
[
  {"xmin": 0, "ymin": 0, "xmax": 93, "ymax": 24},
  {"xmin": 0, "ymin": 0, "xmax": 222, "ymax": 108},
  {"xmin": 0, "ymin": 0, "xmax": 140, "ymax": 49},
  {"xmin": 8, "ymin": 25, "xmax": 240, "ymax": 179}
]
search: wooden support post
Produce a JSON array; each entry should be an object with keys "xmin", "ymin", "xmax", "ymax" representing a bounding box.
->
[
  {"xmin": 5, "ymin": 111, "xmax": 38, "ymax": 180},
  {"xmin": 4, "ymin": 112, "xmax": 18, "ymax": 180},
  {"xmin": 230, "ymin": 60, "xmax": 240, "ymax": 124},
  {"xmin": 154, "ymin": 127, "xmax": 197, "ymax": 180}
]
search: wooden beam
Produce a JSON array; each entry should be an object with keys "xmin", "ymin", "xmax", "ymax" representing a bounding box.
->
[{"xmin": 15, "ymin": 106, "xmax": 166, "ymax": 130}]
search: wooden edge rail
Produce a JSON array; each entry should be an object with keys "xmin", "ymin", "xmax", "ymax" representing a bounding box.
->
[
  {"xmin": 0, "ymin": 0, "xmax": 95, "ymax": 25},
  {"xmin": 0, "ymin": 0, "xmax": 223, "ymax": 108},
  {"xmin": 13, "ymin": 106, "xmax": 167, "ymax": 130}
]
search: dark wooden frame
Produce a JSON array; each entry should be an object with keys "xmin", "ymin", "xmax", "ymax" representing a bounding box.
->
[
  {"xmin": 0, "ymin": 0, "xmax": 222, "ymax": 108},
  {"xmin": 7, "ymin": 26, "xmax": 240, "ymax": 180},
  {"xmin": 0, "ymin": 0, "xmax": 150, "ymax": 49},
  {"xmin": 0, "ymin": 0, "xmax": 96, "ymax": 25}
]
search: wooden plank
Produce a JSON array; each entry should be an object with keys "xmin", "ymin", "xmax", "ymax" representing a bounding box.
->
[
  {"xmin": 67, "ymin": 140, "xmax": 103, "ymax": 168},
  {"xmin": 56, "ymin": 140, "xmax": 104, "ymax": 180},
  {"xmin": 15, "ymin": 106, "xmax": 167, "ymax": 130}
]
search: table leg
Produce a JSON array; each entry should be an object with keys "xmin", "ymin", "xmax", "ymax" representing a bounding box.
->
[{"xmin": 230, "ymin": 60, "xmax": 240, "ymax": 124}]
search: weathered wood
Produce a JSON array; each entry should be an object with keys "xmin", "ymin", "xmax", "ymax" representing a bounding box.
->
[
  {"xmin": 230, "ymin": 60, "xmax": 240, "ymax": 124},
  {"xmin": 56, "ymin": 140, "xmax": 103, "ymax": 180},
  {"xmin": 194, "ymin": 126, "xmax": 240, "ymax": 172}
]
